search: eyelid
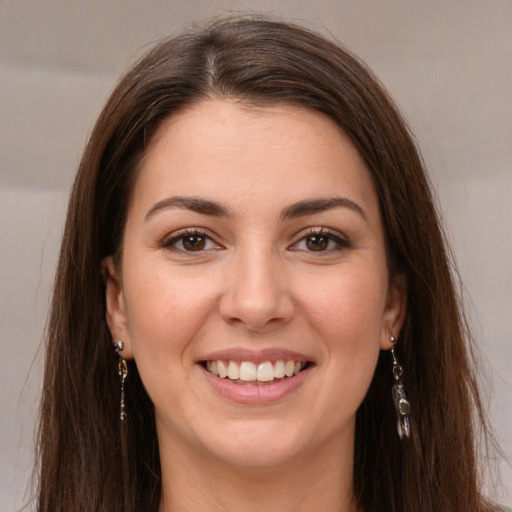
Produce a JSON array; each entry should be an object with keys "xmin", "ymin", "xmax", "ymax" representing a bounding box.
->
[
  {"xmin": 289, "ymin": 227, "xmax": 351, "ymax": 252},
  {"xmin": 161, "ymin": 227, "xmax": 224, "ymax": 251},
  {"xmin": 159, "ymin": 226, "xmax": 349, "ymax": 253}
]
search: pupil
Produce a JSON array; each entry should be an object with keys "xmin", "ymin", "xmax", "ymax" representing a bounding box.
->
[
  {"xmin": 183, "ymin": 236, "xmax": 205, "ymax": 251},
  {"xmin": 306, "ymin": 235, "xmax": 328, "ymax": 251}
]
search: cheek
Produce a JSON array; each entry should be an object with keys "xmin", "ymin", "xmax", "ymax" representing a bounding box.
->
[
  {"xmin": 123, "ymin": 262, "xmax": 218, "ymax": 365},
  {"xmin": 298, "ymin": 264, "xmax": 387, "ymax": 341},
  {"xmin": 121, "ymin": 265, "xmax": 222, "ymax": 431},
  {"xmin": 297, "ymin": 266, "xmax": 386, "ymax": 399}
]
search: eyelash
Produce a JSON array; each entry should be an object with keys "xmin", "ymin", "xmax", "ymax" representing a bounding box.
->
[
  {"xmin": 161, "ymin": 227, "xmax": 350, "ymax": 254},
  {"xmin": 161, "ymin": 228, "xmax": 223, "ymax": 253},
  {"xmin": 290, "ymin": 227, "xmax": 350, "ymax": 253}
]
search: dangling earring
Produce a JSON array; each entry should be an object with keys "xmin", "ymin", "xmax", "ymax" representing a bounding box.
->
[
  {"xmin": 390, "ymin": 336, "xmax": 411, "ymax": 440},
  {"xmin": 113, "ymin": 340, "xmax": 128, "ymax": 421}
]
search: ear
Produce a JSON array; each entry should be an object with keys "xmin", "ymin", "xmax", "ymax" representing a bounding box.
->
[
  {"xmin": 101, "ymin": 256, "xmax": 134, "ymax": 359},
  {"xmin": 380, "ymin": 272, "xmax": 407, "ymax": 350}
]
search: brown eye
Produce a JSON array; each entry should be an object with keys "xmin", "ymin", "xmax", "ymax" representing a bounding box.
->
[
  {"xmin": 163, "ymin": 230, "xmax": 223, "ymax": 253},
  {"xmin": 305, "ymin": 235, "xmax": 329, "ymax": 251},
  {"xmin": 291, "ymin": 229, "xmax": 350, "ymax": 254},
  {"xmin": 182, "ymin": 235, "xmax": 206, "ymax": 251}
]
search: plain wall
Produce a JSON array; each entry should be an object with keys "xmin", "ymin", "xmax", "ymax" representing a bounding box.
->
[{"xmin": 1, "ymin": 1, "xmax": 510, "ymax": 509}]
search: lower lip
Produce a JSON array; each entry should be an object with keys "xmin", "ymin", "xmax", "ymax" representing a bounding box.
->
[{"xmin": 199, "ymin": 364, "xmax": 312, "ymax": 404}]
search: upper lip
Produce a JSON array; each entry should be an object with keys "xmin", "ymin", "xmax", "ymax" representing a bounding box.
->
[{"xmin": 198, "ymin": 348, "xmax": 313, "ymax": 364}]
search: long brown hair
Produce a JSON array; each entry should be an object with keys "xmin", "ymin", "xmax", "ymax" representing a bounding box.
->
[{"xmin": 36, "ymin": 15, "xmax": 497, "ymax": 511}]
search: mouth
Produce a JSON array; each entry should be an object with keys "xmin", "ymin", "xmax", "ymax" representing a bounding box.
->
[{"xmin": 200, "ymin": 359, "xmax": 311, "ymax": 386}]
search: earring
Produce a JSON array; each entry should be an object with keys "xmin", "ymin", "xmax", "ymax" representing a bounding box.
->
[
  {"xmin": 390, "ymin": 336, "xmax": 411, "ymax": 440},
  {"xmin": 118, "ymin": 358, "xmax": 128, "ymax": 421},
  {"xmin": 113, "ymin": 340, "xmax": 128, "ymax": 421}
]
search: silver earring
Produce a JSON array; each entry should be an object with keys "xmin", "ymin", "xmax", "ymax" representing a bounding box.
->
[
  {"xmin": 390, "ymin": 336, "xmax": 411, "ymax": 440},
  {"xmin": 113, "ymin": 340, "xmax": 127, "ymax": 421},
  {"xmin": 118, "ymin": 357, "xmax": 128, "ymax": 421}
]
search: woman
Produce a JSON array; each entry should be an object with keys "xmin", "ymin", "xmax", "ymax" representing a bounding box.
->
[{"xmin": 36, "ymin": 15, "xmax": 500, "ymax": 511}]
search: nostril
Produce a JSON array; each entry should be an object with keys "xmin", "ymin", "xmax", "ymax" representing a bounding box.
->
[
  {"xmin": 218, "ymin": 270, "xmax": 295, "ymax": 331},
  {"xmin": 220, "ymin": 303, "xmax": 295, "ymax": 332}
]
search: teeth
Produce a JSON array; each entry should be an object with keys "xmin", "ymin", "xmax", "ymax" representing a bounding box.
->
[
  {"xmin": 227, "ymin": 360, "xmax": 240, "ymax": 380},
  {"xmin": 217, "ymin": 360, "xmax": 228, "ymax": 378},
  {"xmin": 239, "ymin": 361, "xmax": 257, "ymax": 381},
  {"xmin": 274, "ymin": 360, "xmax": 285, "ymax": 378},
  {"xmin": 205, "ymin": 359, "xmax": 307, "ymax": 382},
  {"xmin": 257, "ymin": 361, "xmax": 274, "ymax": 381}
]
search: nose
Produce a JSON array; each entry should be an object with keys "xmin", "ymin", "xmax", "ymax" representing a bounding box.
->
[{"xmin": 219, "ymin": 246, "xmax": 295, "ymax": 332}]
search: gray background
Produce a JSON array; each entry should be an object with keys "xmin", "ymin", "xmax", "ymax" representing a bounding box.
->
[{"xmin": 1, "ymin": 1, "xmax": 511, "ymax": 510}]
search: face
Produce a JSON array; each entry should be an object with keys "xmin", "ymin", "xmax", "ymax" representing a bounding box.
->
[{"xmin": 104, "ymin": 100, "xmax": 405, "ymax": 470}]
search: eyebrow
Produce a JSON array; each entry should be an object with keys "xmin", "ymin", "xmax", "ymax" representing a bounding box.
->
[
  {"xmin": 144, "ymin": 195, "xmax": 368, "ymax": 223},
  {"xmin": 145, "ymin": 196, "xmax": 230, "ymax": 221},
  {"xmin": 280, "ymin": 197, "xmax": 368, "ymax": 222}
]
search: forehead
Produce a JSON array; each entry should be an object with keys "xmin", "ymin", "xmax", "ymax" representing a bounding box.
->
[{"xmin": 131, "ymin": 99, "xmax": 379, "ymax": 220}]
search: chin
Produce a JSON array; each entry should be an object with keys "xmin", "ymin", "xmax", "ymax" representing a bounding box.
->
[
  {"xmin": 200, "ymin": 419, "xmax": 309, "ymax": 469},
  {"xmin": 209, "ymin": 442, "xmax": 302, "ymax": 470}
]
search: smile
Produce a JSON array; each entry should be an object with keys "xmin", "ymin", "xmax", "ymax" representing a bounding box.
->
[{"xmin": 205, "ymin": 360, "xmax": 308, "ymax": 385}]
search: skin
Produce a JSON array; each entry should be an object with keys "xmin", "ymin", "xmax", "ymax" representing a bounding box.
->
[{"xmin": 103, "ymin": 99, "xmax": 406, "ymax": 512}]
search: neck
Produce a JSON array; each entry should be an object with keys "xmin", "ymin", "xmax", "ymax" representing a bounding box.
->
[{"xmin": 157, "ymin": 430, "xmax": 359, "ymax": 512}]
